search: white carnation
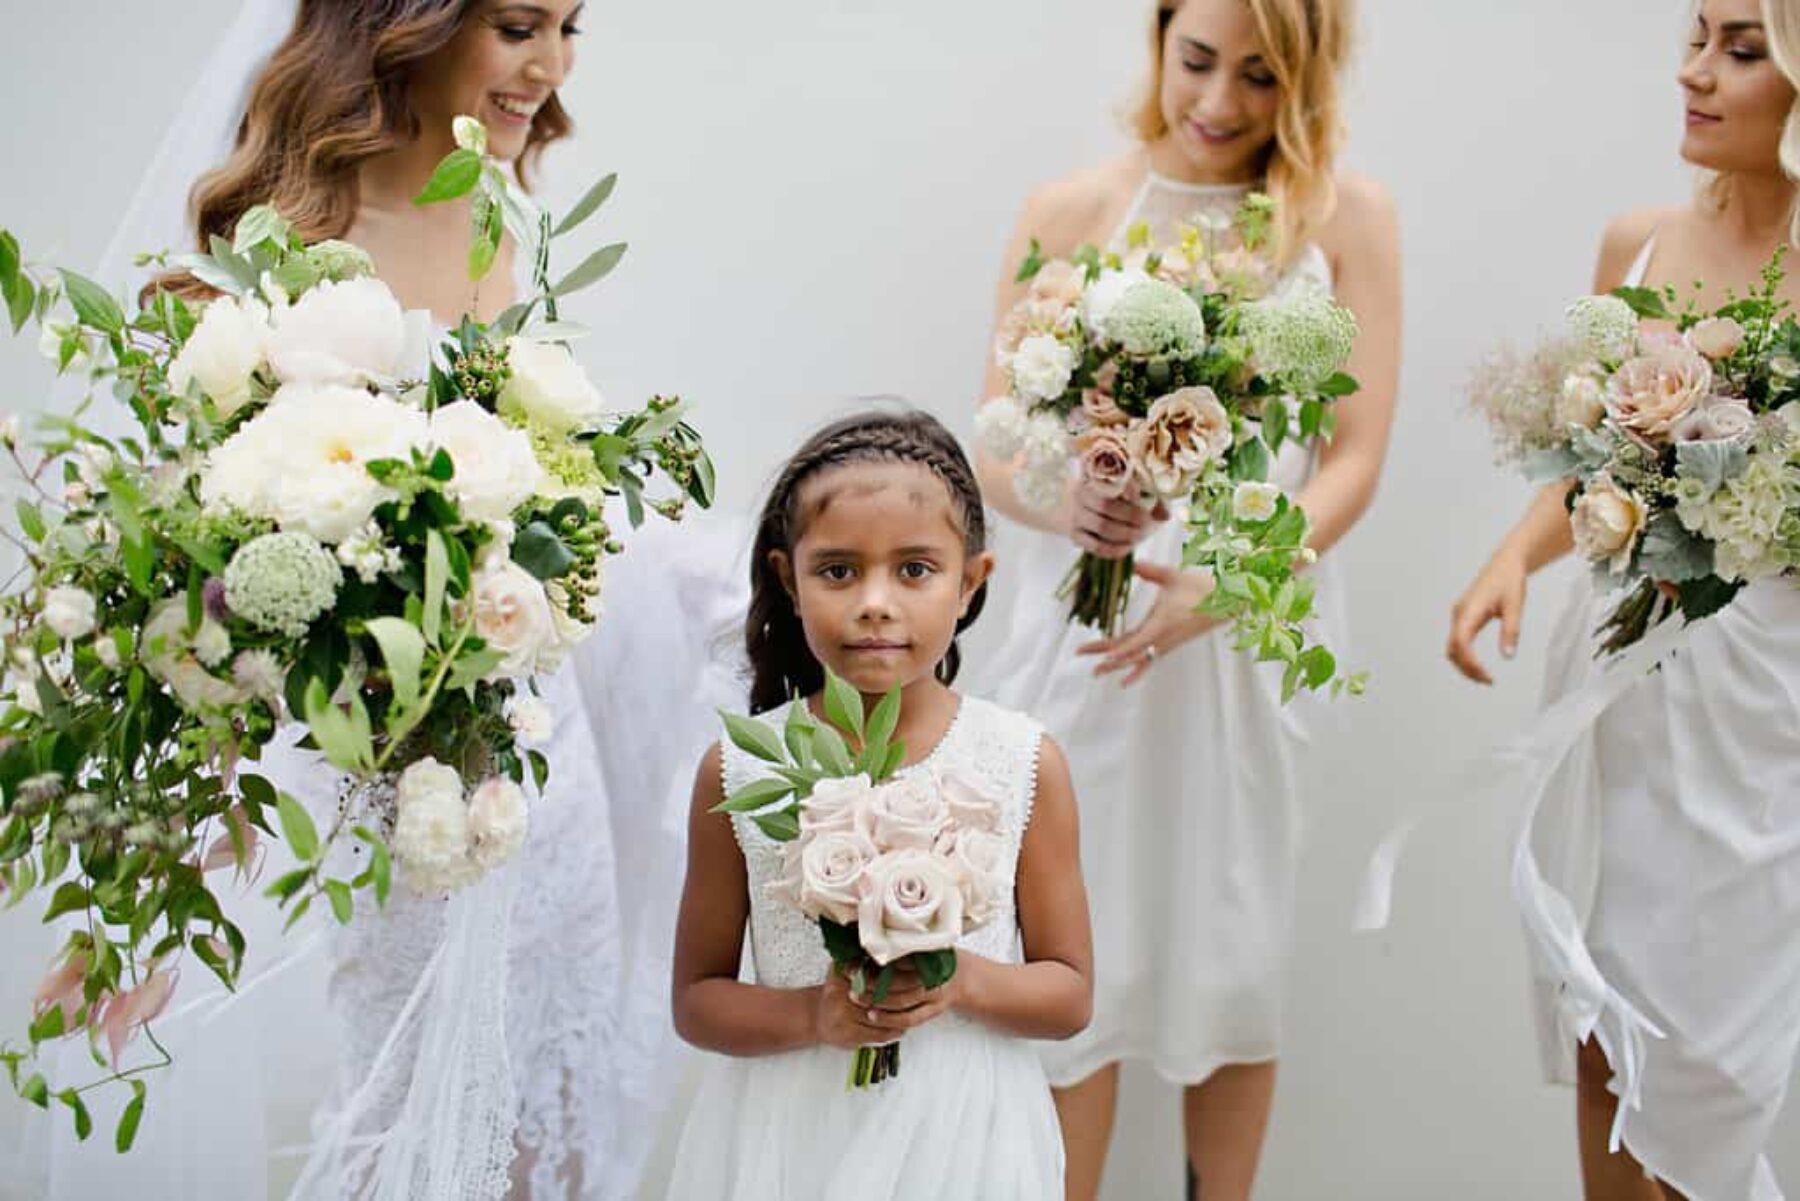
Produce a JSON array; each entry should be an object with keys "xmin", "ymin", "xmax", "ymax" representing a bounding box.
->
[
  {"xmin": 266, "ymin": 277, "xmax": 410, "ymax": 386},
  {"xmin": 169, "ymin": 295, "xmax": 270, "ymax": 416},
  {"xmin": 1018, "ymin": 411, "xmax": 1072, "ymax": 476},
  {"xmin": 429, "ymin": 400, "xmax": 545, "ymax": 523},
  {"xmin": 499, "ymin": 338, "xmax": 607, "ymax": 434},
  {"xmin": 974, "ymin": 396, "xmax": 1030, "ymax": 460},
  {"xmin": 1014, "ymin": 460, "xmax": 1068, "ymax": 512},
  {"xmin": 42, "ymin": 586, "xmax": 97, "ymax": 640},
  {"xmin": 1009, "ymin": 334, "xmax": 1077, "ymax": 403}
]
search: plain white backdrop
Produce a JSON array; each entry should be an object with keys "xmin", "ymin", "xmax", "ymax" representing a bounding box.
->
[{"xmin": 1, "ymin": 0, "xmax": 1795, "ymax": 1197}]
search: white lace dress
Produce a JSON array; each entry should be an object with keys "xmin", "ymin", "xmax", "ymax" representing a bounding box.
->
[
  {"xmin": 663, "ymin": 696, "xmax": 1065, "ymax": 1200},
  {"xmin": 1523, "ymin": 235, "xmax": 1800, "ymax": 1201},
  {"xmin": 964, "ymin": 168, "xmax": 1344, "ymax": 1089}
]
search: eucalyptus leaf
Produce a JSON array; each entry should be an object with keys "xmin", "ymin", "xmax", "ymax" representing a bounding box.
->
[
  {"xmin": 553, "ymin": 172, "xmax": 618, "ymax": 238},
  {"xmin": 551, "ymin": 242, "xmax": 627, "ymax": 298}
]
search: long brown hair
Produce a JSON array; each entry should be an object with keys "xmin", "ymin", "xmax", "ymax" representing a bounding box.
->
[
  {"xmin": 189, "ymin": 0, "xmax": 572, "ymax": 252},
  {"xmin": 1130, "ymin": 0, "xmax": 1352, "ymax": 265},
  {"xmin": 745, "ymin": 410, "xmax": 990, "ymax": 715}
]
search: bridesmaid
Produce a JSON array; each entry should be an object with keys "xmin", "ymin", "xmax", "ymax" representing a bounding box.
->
[
  {"xmin": 969, "ymin": 1, "xmax": 1400, "ymax": 1197},
  {"xmin": 1449, "ymin": 3, "xmax": 1800, "ymax": 1197}
]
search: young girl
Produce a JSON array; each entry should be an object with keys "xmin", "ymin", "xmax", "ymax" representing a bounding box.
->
[
  {"xmin": 1448, "ymin": 2, "xmax": 1800, "ymax": 1197},
  {"xmin": 667, "ymin": 410, "xmax": 1094, "ymax": 1199},
  {"xmin": 969, "ymin": 2, "xmax": 1399, "ymax": 1197}
]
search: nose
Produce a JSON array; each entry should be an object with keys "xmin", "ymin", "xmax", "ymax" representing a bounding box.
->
[
  {"xmin": 853, "ymin": 574, "xmax": 899, "ymax": 623},
  {"xmin": 1679, "ymin": 51, "xmax": 1715, "ymax": 96},
  {"xmin": 1192, "ymin": 73, "xmax": 1244, "ymax": 126},
  {"xmin": 524, "ymin": 38, "xmax": 571, "ymax": 90}
]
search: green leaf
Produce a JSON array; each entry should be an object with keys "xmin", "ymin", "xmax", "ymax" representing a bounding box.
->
[
  {"xmin": 811, "ymin": 722, "xmax": 854, "ymax": 776},
  {"xmin": 29, "ymin": 1004, "xmax": 66, "ymax": 1043},
  {"xmin": 819, "ymin": 917, "xmax": 862, "ymax": 966},
  {"xmin": 510, "ymin": 520, "xmax": 577, "ymax": 580},
  {"xmin": 351, "ymin": 827, "xmax": 393, "ymax": 906},
  {"xmin": 553, "ymin": 172, "xmax": 619, "ymax": 238},
  {"xmin": 274, "ymin": 789, "xmax": 321, "ymax": 862},
  {"xmin": 1612, "ymin": 285, "xmax": 1671, "ymax": 322},
  {"xmin": 468, "ymin": 191, "xmax": 503, "ymax": 281},
  {"xmin": 822, "ymin": 671, "xmax": 865, "ymax": 742},
  {"xmin": 1229, "ymin": 436, "xmax": 1271, "ymax": 484},
  {"xmin": 880, "ymin": 742, "xmax": 906, "ymax": 779},
  {"xmin": 1013, "ymin": 237, "xmax": 1045, "ymax": 284},
  {"xmin": 323, "ymin": 879, "xmax": 354, "ymax": 925},
  {"xmin": 413, "ymin": 148, "xmax": 484, "ymax": 206},
  {"xmin": 364, "ymin": 617, "xmax": 426, "ymax": 716},
  {"xmin": 782, "ymin": 702, "xmax": 816, "ymax": 766},
  {"xmin": 14, "ymin": 499, "xmax": 45, "ymax": 543},
  {"xmin": 59, "ymin": 270, "xmax": 124, "ymax": 334},
  {"xmin": 753, "ymin": 810, "xmax": 801, "ymax": 842},
  {"xmin": 115, "ymin": 1080, "xmax": 146, "ymax": 1152},
  {"xmin": 3, "ymin": 269, "xmax": 33, "ymax": 334},
  {"xmin": 57, "ymin": 1089, "xmax": 92, "ymax": 1141},
  {"xmin": 283, "ymin": 893, "xmax": 313, "ymax": 933},
  {"xmin": 42, "ymin": 882, "xmax": 89, "ymax": 922},
  {"xmin": 231, "ymin": 205, "xmax": 291, "ymax": 255},
  {"xmin": 551, "ymin": 241, "xmax": 627, "ymax": 298},
  {"xmin": 20, "ymin": 1073, "xmax": 49, "ymax": 1109},
  {"xmin": 911, "ymin": 948, "xmax": 957, "ymax": 990},
  {"xmin": 423, "ymin": 530, "xmax": 449, "ymax": 647},
  {"xmin": 711, "ymin": 777, "xmax": 796, "ymax": 815},
  {"xmin": 443, "ymin": 645, "xmax": 507, "ymax": 694},
  {"xmin": 721, "ymin": 713, "xmax": 788, "ymax": 764},
  {"xmin": 865, "ymin": 686, "xmax": 902, "ymax": 755}
]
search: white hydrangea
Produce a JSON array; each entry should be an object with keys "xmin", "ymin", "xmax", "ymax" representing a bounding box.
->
[
  {"xmin": 974, "ymin": 396, "xmax": 1030, "ymax": 460},
  {"xmin": 42, "ymin": 586, "xmax": 97, "ymax": 640},
  {"xmin": 1243, "ymin": 291, "xmax": 1359, "ymax": 389},
  {"xmin": 1694, "ymin": 455, "xmax": 1800, "ymax": 581},
  {"xmin": 223, "ymin": 531, "xmax": 344, "ymax": 638},
  {"xmin": 1565, "ymin": 295, "xmax": 1639, "ymax": 362},
  {"xmin": 1009, "ymin": 334, "xmax": 1077, "ymax": 403}
]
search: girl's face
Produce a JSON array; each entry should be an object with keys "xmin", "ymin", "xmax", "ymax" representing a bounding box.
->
[
  {"xmin": 774, "ymin": 461, "xmax": 992, "ymax": 699},
  {"xmin": 1155, "ymin": 0, "xmax": 1282, "ymax": 182},
  {"xmin": 410, "ymin": 0, "xmax": 583, "ymax": 161},
  {"xmin": 1680, "ymin": 0, "xmax": 1794, "ymax": 175}
]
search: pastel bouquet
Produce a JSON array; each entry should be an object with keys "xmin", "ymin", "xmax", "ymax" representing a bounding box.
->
[
  {"xmin": 977, "ymin": 194, "xmax": 1363, "ymax": 699},
  {"xmin": 0, "ymin": 118, "xmax": 710, "ymax": 1143},
  {"xmin": 1471, "ymin": 252, "xmax": 1800, "ymax": 652},
  {"xmin": 714, "ymin": 672, "xmax": 1007, "ymax": 1088}
]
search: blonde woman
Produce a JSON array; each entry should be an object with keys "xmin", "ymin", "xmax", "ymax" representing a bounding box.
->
[
  {"xmin": 1449, "ymin": 2, "xmax": 1800, "ymax": 1197},
  {"xmin": 969, "ymin": 1, "xmax": 1399, "ymax": 1197}
]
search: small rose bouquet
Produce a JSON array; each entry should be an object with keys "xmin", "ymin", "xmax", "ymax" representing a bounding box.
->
[
  {"xmin": 1471, "ymin": 251, "xmax": 1800, "ymax": 653},
  {"xmin": 713, "ymin": 672, "xmax": 1004, "ymax": 1088},
  {"xmin": 977, "ymin": 194, "xmax": 1364, "ymax": 699},
  {"xmin": 0, "ymin": 119, "xmax": 711, "ymax": 1142}
]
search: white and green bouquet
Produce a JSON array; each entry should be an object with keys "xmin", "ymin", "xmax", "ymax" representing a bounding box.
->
[
  {"xmin": 1472, "ymin": 252, "xmax": 1800, "ymax": 653},
  {"xmin": 0, "ymin": 117, "xmax": 710, "ymax": 1145},
  {"xmin": 977, "ymin": 195, "xmax": 1363, "ymax": 699}
]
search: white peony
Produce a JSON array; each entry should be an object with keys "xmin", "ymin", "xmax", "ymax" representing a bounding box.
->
[
  {"xmin": 974, "ymin": 396, "xmax": 1030, "ymax": 461},
  {"xmin": 266, "ymin": 277, "xmax": 410, "ymax": 386},
  {"xmin": 467, "ymin": 776, "xmax": 528, "ymax": 869},
  {"xmin": 504, "ymin": 693, "xmax": 554, "ymax": 743},
  {"xmin": 169, "ymin": 295, "xmax": 270, "ymax": 416},
  {"xmin": 1231, "ymin": 480, "xmax": 1282, "ymax": 524},
  {"xmin": 42, "ymin": 586, "xmax": 96, "ymax": 640},
  {"xmin": 469, "ymin": 557, "xmax": 558, "ymax": 677},
  {"xmin": 499, "ymin": 338, "xmax": 607, "ymax": 433},
  {"xmin": 429, "ymin": 400, "xmax": 545, "ymax": 523},
  {"xmin": 1009, "ymin": 334, "xmax": 1077, "ymax": 403}
]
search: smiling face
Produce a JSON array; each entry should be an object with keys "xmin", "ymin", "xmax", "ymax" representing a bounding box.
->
[
  {"xmin": 409, "ymin": 0, "xmax": 584, "ymax": 162},
  {"xmin": 773, "ymin": 461, "xmax": 992, "ymax": 700},
  {"xmin": 1153, "ymin": 0, "xmax": 1282, "ymax": 183},
  {"xmin": 1680, "ymin": 0, "xmax": 1796, "ymax": 174}
]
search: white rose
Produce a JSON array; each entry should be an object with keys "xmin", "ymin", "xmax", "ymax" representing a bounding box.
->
[
  {"xmin": 1010, "ymin": 334, "xmax": 1077, "ymax": 403},
  {"xmin": 467, "ymin": 776, "xmax": 528, "ymax": 869},
  {"xmin": 504, "ymin": 693, "xmax": 554, "ymax": 743},
  {"xmin": 856, "ymin": 848, "xmax": 966, "ymax": 965},
  {"xmin": 469, "ymin": 558, "xmax": 557, "ymax": 677},
  {"xmin": 266, "ymin": 277, "xmax": 409, "ymax": 386},
  {"xmin": 936, "ymin": 766, "xmax": 1003, "ymax": 835},
  {"xmin": 800, "ymin": 772, "xmax": 876, "ymax": 836},
  {"xmin": 1231, "ymin": 481, "xmax": 1282, "ymax": 524},
  {"xmin": 864, "ymin": 773, "xmax": 951, "ymax": 851},
  {"xmin": 1570, "ymin": 474, "xmax": 1648, "ymax": 573},
  {"xmin": 429, "ymin": 400, "xmax": 545, "ymax": 523},
  {"xmin": 1081, "ymin": 268, "xmax": 1152, "ymax": 341},
  {"xmin": 500, "ymin": 338, "xmax": 607, "ymax": 433},
  {"xmin": 794, "ymin": 829, "xmax": 879, "ymax": 925},
  {"xmin": 169, "ymin": 296, "xmax": 270, "ymax": 416},
  {"xmin": 946, "ymin": 827, "xmax": 1009, "ymax": 927},
  {"xmin": 1556, "ymin": 373, "xmax": 1607, "ymax": 430},
  {"xmin": 42, "ymin": 586, "xmax": 96, "ymax": 640}
]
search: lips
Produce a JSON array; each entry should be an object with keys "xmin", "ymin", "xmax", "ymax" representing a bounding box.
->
[
  {"xmin": 490, "ymin": 93, "xmax": 544, "ymax": 125},
  {"xmin": 847, "ymin": 641, "xmax": 908, "ymax": 654},
  {"xmin": 1686, "ymin": 107, "xmax": 1722, "ymax": 127},
  {"xmin": 1187, "ymin": 119, "xmax": 1244, "ymax": 146}
]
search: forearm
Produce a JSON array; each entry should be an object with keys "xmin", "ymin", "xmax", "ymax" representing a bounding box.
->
[
  {"xmin": 952, "ymin": 951, "xmax": 1091, "ymax": 1041},
  {"xmin": 1291, "ymin": 442, "xmax": 1381, "ymax": 561},
  {"xmin": 1504, "ymin": 481, "xmax": 1576, "ymax": 574},
  {"xmin": 975, "ymin": 450, "xmax": 1073, "ymax": 537},
  {"xmin": 673, "ymin": 978, "xmax": 821, "ymax": 1057}
]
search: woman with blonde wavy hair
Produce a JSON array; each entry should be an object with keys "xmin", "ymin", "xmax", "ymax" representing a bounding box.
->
[
  {"xmin": 1448, "ymin": 1, "xmax": 1800, "ymax": 1197},
  {"xmin": 968, "ymin": 0, "xmax": 1400, "ymax": 1197}
]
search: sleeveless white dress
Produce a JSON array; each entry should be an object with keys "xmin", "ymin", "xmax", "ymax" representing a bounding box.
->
[
  {"xmin": 1526, "ymin": 236, "xmax": 1800, "ymax": 1201},
  {"xmin": 663, "ymin": 696, "xmax": 1065, "ymax": 1200},
  {"xmin": 964, "ymin": 168, "xmax": 1345, "ymax": 1089}
]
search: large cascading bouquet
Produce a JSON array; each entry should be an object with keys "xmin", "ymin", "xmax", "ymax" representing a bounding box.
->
[
  {"xmin": 0, "ymin": 116, "xmax": 711, "ymax": 1144},
  {"xmin": 977, "ymin": 195, "xmax": 1364, "ymax": 699},
  {"xmin": 713, "ymin": 672, "xmax": 1008, "ymax": 1088},
  {"xmin": 1471, "ymin": 251, "xmax": 1800, "ymax": 652}
]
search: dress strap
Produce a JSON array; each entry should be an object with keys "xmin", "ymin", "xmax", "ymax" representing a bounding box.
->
[{"xmin": 1622, "ymin": 232, "xmax": 1658, "ymax": 289}]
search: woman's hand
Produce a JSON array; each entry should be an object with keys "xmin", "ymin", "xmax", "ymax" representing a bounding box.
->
[
  {"xmin": 1069, "ymin": 480, "xmax": 1165, "ymax": 559},
  {"xmin": 849, "ymin": 962, "xmax": 961, "ymax": 1038},
  {"xmin": 1446, "ymin": 548, "xmax": 1530, "ymax": 685},
  {"xmin": 1076, "ymin": 560, "xmax": 1220, "ymax": 685}
]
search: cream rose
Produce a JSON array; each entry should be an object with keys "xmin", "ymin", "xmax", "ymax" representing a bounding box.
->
[
  {"xmin": 468, "ymin": 776, "xmax": 529, "ymax": 869},
  {"xmin": 1076, "ymin": 428, "xmax": 1135, "ymax": 500},
  {"xmin": 1686, "ymin": 316, "xmax": 1746, "ymax": 361},
  {"xmin": 1128, "ymin": 386, "xmax": 1232, "ymax": 497},
  {"xmin": 1556, "ymin": 373, "xmax": 1607, "ymax": 430},
  {"xmin": 946, "ymin": 828, "xmax": 1009, "ymax": 926},
  {"xmin": 1570, "ymin": 475, "xmax": 1648, "ymax": 573},
  {"xmin": 429, "ymin": 400, "xmax": 544, "ymax": 523},
  {"xmin": 267, "ymin": 277, "xmax": 409, "ymax": 386},
  {"xmin": 800, "ymin": 772, "xmax": 876, "ymax": 837},
  {"xmin": 857, "ymin": 848, "xmax": 966, "ymax": 965},
  {"xmin": 794, "ymin": 829, "xmax": 880, "ymax": 925},
  {"xmin": 169, "ymin": 295, "xmax": 269, "ymax": 416},
  {"xmin": 937, "ymin": 767, "xmax": 1004, "ymax": 835},
  {"xmin": 864, "ymin": 773, "xmax": 952, "ymax": 851},
  {"xmin": 1605, "ymin": 344, "xmax": 1712, "ymax": 443},
  {"xmin": 500, "ymin": 337, "xmax": 607, "ymax": 433},
  {"xmin": 469, "ymin": 557, "xmax": 558, "ymax": 678}
]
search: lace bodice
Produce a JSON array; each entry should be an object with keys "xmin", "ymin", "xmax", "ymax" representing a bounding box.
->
[
  {"xmin": 1113, "ymin": 166, "xmax": 1334, "ymax": 298},
  {"xmin": 722, "ymin": 696, "xmax": 1045, "ymax": 990}
]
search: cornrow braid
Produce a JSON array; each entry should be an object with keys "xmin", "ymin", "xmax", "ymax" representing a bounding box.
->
[{"xmin": 745, "ymin": 407, "xmax": 988, "ymax": 714}]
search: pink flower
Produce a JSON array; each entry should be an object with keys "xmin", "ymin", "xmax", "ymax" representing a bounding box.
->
[
  {"xmin": 1673, "ymin": 396, "xmax": 1756, "ymax": 443},
  {"xmin": 1127, "ymin": 386, "xmax": 1233, "ymax": 497},
  {"xmin": 1686, "ymin": 316, "xmax": 1746, "ymax": 360},
  {"xmin": 857, "ymin": 849, "xmax": 966, "ymax": 966},
  {"xmin": 33, "ymin": 950, "xmax": 88, "ymax": 1027},
  {"xmin": 1076, "ymin": 429, "xmax": 1136, "ymax": 500},
  {"xmin": 1605, "ymin": 344, "xmax": 1712, "ymax": 443}
]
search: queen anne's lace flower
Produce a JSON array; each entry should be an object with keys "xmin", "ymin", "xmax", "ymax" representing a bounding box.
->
[
  {"xmin": 1243, "ymin": 290, "xmax": 1358, "ymax": 389},
  {"xmin": 1565, "ymin": 294, "xmax": 1639, "ymax": 361},
  {"xmin": 1108, "ymin": 279, "xmax": 1207, "ymax": 357},
  {"xmin": 223, "ymin": 531, "xmax": 343, "ymax": 638}
]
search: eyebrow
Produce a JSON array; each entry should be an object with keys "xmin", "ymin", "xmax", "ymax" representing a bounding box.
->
[
  {"xmin": 491, "ymin": 2, "xmax": 585, "ymax": 19},
  {"xmin": 1178, "ymin": 36, "xmax": 1266, "ymax": 65},
  {"xmin": 1697, "ymin": 16, "xmax": 1767, "ymax": 34}
]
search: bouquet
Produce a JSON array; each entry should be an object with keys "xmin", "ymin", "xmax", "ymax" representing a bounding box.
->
[
  {"xmin": 0, "ymin": 116, "xmax": 711, "ymax": 1143},
  {"xmin": 713, "ymin": 672, "xmax": 1006, "ymax": 1088},
  {"xmin": 1471, "ymin": 251, "xmax": 1800, "ymax": 653},
  {"xmin": 977, "ymin": 195, "xmax": 1364, "ymax": 699}
]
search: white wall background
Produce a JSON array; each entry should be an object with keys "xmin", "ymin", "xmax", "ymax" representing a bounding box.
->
[{"xmin": 3, "ymin": 0, "xmax": 1795, "ymax": 1197}]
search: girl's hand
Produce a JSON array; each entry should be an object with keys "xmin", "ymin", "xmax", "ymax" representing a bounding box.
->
[
  {"xmin": 1446, "ymin": 548, "xmax": 1529, "ymax": 685},
  {"xmin": 850, "ymin": 962, "xmax": 960, "ymax": 1037},
  {"xmin": 1077, "ymin": 560, "xmax": 1219, "ymax": 685},
  {"xmin": 813, "ymin": 970, "xmax": 895, "ymax": 1050},
  {"xmin": 1070, "ymin": 480, "xmax": 1165, "ymax": 558}
]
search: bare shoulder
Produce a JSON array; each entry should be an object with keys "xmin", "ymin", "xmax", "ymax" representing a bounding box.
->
[
  {"xmin": 1014, "ymin": 155, "xmax": 1142, "ymax": 256},
  {"xmin": 689, "ymin": 740, "xmax": 726, "ymax": 813},
  {"xmin": 1317, "ymin": 170, "xmax": 1399, "ymax": 251},
  {"xmin": 1595, "ymin": 205, "xmax": 1680, "ymax": 290}
]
